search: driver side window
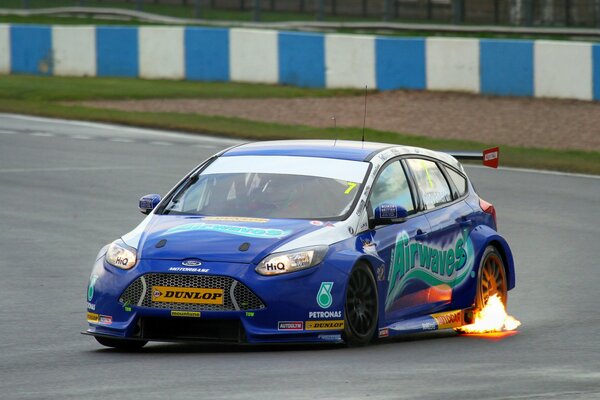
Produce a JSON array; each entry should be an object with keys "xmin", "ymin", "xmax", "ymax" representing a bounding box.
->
[{"xmin": 369, "ymin": 161, "xmax": 414, "ymax": 215}]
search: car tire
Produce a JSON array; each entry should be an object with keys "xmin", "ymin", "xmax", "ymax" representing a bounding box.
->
[
  {"xmin": 476, "ymin": 246, "xmax": 508, "ymax": 310},
  {"xmin": 95, "ymin": 336, "xmax": 148, "ymax": 351},
  {"xmin": 343, "ymin": 262, "xmax": 379, "ymax": 347}
]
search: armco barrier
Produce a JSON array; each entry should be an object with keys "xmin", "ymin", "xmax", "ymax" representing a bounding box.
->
[{"xmin": 1, "ymin": 23, "xmax": 599, "ymax": 101}]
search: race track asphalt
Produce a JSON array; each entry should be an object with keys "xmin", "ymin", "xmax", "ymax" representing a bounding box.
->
[{"xmin": 0, "ymin": 113, "xmax": 599, "ymax": 400}]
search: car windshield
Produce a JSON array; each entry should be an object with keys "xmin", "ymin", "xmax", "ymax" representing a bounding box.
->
[{"xmin": 161, "ymin": 155, "xmax": 370, "ymax": 219}]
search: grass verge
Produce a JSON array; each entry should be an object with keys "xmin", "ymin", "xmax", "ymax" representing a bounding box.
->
[{"xmin": 0, "ymin": 76, "xmax": 598, "ymax": 175}]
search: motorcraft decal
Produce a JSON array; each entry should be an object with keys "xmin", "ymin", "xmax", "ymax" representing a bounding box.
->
[
  {"xmin": 385, "ymin": 229, "xmax": 475, "ymax": 311},
  {"xmin": 165, "ymin": 223, "xmax": 291, "ymax": 239}
]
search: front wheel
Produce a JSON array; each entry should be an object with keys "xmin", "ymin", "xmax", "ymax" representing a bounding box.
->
[
  {"xmin": 343, "ymin": 263, "xmax": 379, "ymax": 347},
  {"xmin": 95, "ymin": 336, "xmax": 147, "ymax": 351}
]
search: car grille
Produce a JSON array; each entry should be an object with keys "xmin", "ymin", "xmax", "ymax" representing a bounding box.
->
[{"xmin": 119, "ymin": 273, "xmax": 265, "ymax": 311}]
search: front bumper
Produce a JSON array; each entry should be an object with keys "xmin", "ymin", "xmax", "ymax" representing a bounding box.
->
[{"xmin": 85, "ymin": 256, "xmax": 349, "ymax": 344}]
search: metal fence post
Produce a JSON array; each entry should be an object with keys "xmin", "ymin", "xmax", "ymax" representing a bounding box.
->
[
  {"xmin": 595, "ymin": 0, "xmax": 600, "ymax": 28},
  {"xmin": 316, "ymin": 0, "xmax": 325, "ymax": 21},
  {"xmin": 383, "ymin": 0, "xmax": 392, "ymax": 21},
  {"xmin": 427, "ymin": 0, "xmax": 433, "ymax": 20},
  {"xmin": 565, "ymin": 0, "xmax": 571, "ymax": 26},
  {"xmin": 22, "ymin": 0, "xmax": 30, "ymax": 8},
  {"xmin": 195, "ymin": 0, "xmax": 202, "ymax": 18},
  {"xmin": 452, "ymin": 0, "xmax": 464, "ymax": 24},
  {"xmin": 270, "ymin": 0, "xmax": 275, "ymax": 11},
  {"xmin": 299, "ymin": 0, "xmax": 305, "ymax": 13},
  {"xmin": 253, "ymin": 0, "xmax": 261, "ymax": 21},
  {"xmin": 523, "ymin": 0, "xmax": 533, "ymax": 26},
  {"xmin": 136, "ymin": 0, "xmax": 143, "ymax": 11},
  {"xmin": 331, "ymin": 0, "xmax": 337, "ymax": 16},
  {"xmin": 362, "ymin": 0, "xmax": 368, "ymax": 17}
]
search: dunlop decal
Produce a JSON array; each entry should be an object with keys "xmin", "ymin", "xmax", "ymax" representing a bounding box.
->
[
  {"xmin": 152, "ymin": 286, "xmax": 224, "ymax": 305},
  {"xmin": 87, "ymin": 312, "xmax": 99, "ymax": 323},
  {"xmin": 305, "ymin": 320, "xmax": 344, "ymax": 331}
]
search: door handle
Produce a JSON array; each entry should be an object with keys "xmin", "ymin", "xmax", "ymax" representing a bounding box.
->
[
  {"xmin": 456, "ymin": 218, "xmax": 473, "ymax": 227},
  {"xmin": 415, "ymin": 229, "xmax": 429, "ymax": 241}
]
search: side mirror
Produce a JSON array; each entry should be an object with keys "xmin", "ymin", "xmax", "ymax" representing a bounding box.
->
[
  {"xmin": 139, "ymin": 194, "xmax": 161, "ymax": 215},
  {"xmin": 368, "ymin": 204, "xmax": 408, "ymax": 229}
]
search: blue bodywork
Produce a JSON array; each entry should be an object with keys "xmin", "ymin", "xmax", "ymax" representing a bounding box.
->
[{"xmin": 85, "ymin": 140, "xmax": 515, "ymax": 345}]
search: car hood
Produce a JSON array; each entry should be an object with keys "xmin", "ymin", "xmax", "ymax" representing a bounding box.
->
[{"xmin": 135, "ymin": 216, "xmax": 326, "ymax": 264}]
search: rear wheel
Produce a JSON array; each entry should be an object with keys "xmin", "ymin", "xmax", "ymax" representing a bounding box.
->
[
  {"xmin": 476, "ymin": 246, "xmax": 508, "ymax": 310},
  {"xmin": 343, "ymin": 263, "xmax": 379, "ymax": 346},
  {"xmin": 95, "ymin": 336, "xmax": 147, "ymax": 351}
]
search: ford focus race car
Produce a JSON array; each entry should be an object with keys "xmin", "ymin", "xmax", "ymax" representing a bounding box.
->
[{"xmin": 84, "ymin": 140, "xmax": 514, "ymax": 349}]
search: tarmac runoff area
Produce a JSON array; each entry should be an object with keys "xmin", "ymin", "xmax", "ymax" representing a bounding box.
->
[{"xmin": 0, "ymin": 113, "xmax": 599, "ymax": 399}]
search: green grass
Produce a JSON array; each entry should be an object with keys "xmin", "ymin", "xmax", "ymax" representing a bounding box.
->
[{"xmin": 0, "ymin": 75, "xmax": 598, "ymax": 175}]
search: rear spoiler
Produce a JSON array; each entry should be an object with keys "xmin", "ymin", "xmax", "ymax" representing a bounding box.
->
[{"xmin": 445, "ymin": 147, "xmax": 499, "ymax": 169}]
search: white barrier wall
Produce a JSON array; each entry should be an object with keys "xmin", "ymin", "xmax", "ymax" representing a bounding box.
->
[
  {"xmin": 426, "ymin": 38, "xmax": 480, "ymax": 93},
  {"xmin": 230, "ymin": 29, "xmax": 278, "ymax": 84},
  {"xmin": 534, "ymin": 41, "xmax": 592, "ymax": 101},
  {"xmin": 139, "ymin": 26, "xmax": 184, "ymax": 80},
  {"xmin": 325, "ymin": 34, "xmax": 376, "ymax": 89},
  {"xmin": 52, "ymin": 26, "xmax": 96, "ymax": 77},
  {"xmin": 0, "ymin": 25, "xmax": 9, "ymax": 74}
]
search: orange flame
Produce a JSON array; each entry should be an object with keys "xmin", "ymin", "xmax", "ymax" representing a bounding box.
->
[{"xmin": 458, "ymin": 294, "xmax": 521, "ymax": 334}]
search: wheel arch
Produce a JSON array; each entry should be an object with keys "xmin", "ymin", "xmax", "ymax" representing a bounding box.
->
[{"xmin": 486, "ymin": 238, "xmax": 515, "ymax": 291}]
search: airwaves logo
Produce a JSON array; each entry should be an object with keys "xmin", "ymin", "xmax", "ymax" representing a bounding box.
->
[{"xmin": 317, "ymin": 282, "xmax": 333, "ymax": 309}]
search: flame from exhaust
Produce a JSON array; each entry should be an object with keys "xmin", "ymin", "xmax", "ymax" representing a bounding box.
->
[{"xmin": 458, "ymin": 294, "xmax": 521, "ymax": 334}]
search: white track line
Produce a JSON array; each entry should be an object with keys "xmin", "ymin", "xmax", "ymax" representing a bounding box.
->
[
  {"xmin": 465, "ymin": 164, "xmax": 600, "ymax": 180},
  {"xmin": 30, "ymin": 132, "xmax": 55, "ymax": 137}
]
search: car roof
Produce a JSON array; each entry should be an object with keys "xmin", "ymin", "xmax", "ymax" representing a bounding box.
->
[{"xmin": 222, "ymin": 140, "xmax": 419, "ymax": 162}]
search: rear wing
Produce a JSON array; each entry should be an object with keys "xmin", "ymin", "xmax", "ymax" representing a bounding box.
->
[{"xmin": 445, "ymin": 147, "xmax": 499, "ymax": 169}]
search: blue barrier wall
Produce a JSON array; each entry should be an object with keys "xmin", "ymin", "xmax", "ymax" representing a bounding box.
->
[
  {"xmin": 480, "ymin": 40, "xmax": 534, "ymax": 97},
  {"xmin": 96, "ymin": 26, "xmax": 138, "ymax": 78},
  {"xmin": 375, "ymin": 37, "xmax": 426, "ymax": 91},
  {"xmin": 10, "ymin": 25, "xmax": 52, "ymax": 75},
  {"xmin": 1, "ymin": 23, "xmax": 597, "ymax": 101},
  {"xmin": 279, "ymin": 31, "xmax": 325, "ymax": 88},
  {"xmin": 185, "ymin": 27, "xmax": 229, "ymax": 82}
]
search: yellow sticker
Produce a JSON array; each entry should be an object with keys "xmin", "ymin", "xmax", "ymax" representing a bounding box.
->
[
  {"xmin": 87, "ymin": 312, "xmax": 99, "ymax": 323},
  {"xmin": 305, "ymin": 320, "xmax": 345, "ymax": 330},
  {"xmin": 152, "ymin": 286, "xmax": 224, "ymax": 305},
  {"xmin": 171, "ymin": 311, "xmax": 201, "ymax": 318},
  {"xmin": 431, "ymin": 310, "xmax": 463, "ymax": 329},
  {"xmin": 344, "ymin": 182, "xmax": 358, "ymax": 195}
]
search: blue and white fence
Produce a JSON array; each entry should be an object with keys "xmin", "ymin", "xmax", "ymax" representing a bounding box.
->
[{"xmin": 1, "ymin": 24, "xmax": 599, "ymax": 101}]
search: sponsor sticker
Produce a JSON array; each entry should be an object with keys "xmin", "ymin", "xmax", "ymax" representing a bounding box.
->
[
  {"xmin": 87, "ymin": 275, "xmax": 98, "ymax": 302},
  {"xmin": 87, "ymin": 312, "xmax": 99, "ymax": 323},
  {"xmin": 152, "ymin": 286, "xmax": 224, "ymax": 305},
  {"xmin": 87, "ymin": 302, "xmax": 96, "ymax": 311},
  {"xmin": 378, "ymin": 328, "xmax": 389, "ymax": 338},
  {"xmin": 168, "ymin": 267, "xmax": 210, "ymax": 273},
  {"xmin": 305, "ymin": 320, "xmax": 344, "ymax": 331},
  {"xmin": 245, "ymin": 311, "xmax": 255, "ymax": 317},
  {"xmin": 318, "ymin": 334, "xmax": 342, "ymax": 341},
  {"xmin": 308, "ymin": 310, "xmax": 342, "ymax": 319},
  {"xmin": 421, "ymin": 321, "xmax": 436, "ymax": 331},
  {"xmin": 203, "ymin": 216, "xmax": 269, "ymax": 223},
  {"xmin": 431, "ymin": 310, "xmax": 463, "ymax": 329},
  {"xmin": 316, "ymin": 282, "xmax": 334, "ymax": 309},
  {"xmin": 171, "ymin": 311, "xmax": 201, "ymax": 318},
  {"xmin": 99, "ymin": 315, "xmax": 112, "ymax": 325},
  {"xmin": 278, "ymin": 321, "xmax": 303, "ymax": 331},
  {"xmin": 310, "ymin": 220, "xmax": 324, "ymax": 226},
  {"xmin": 166, "ymin": 223, "xmax": 290, "ymax": 239}
]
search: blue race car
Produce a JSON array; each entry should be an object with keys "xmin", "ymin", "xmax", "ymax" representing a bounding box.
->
[{"xmin": 84, "ymin": 140, "xmax": 514, "ymax": 349}]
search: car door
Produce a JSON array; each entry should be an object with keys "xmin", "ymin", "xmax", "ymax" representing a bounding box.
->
[
  {"xmin": 364, "ymin": 159, "xmax": 434, "ymax": 322},
  {"xmin": 403, "ymin": 158, "xmax": 474, "ymax": 313}
]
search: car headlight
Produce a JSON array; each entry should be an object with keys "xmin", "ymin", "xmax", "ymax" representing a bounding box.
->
[
  {"xmin": 105, "ymin": 239, "xmax": 137, "ymax": 270},
  {"xmin": 256, "ymin": 246, "xmax": 329, "ymax": 276}
]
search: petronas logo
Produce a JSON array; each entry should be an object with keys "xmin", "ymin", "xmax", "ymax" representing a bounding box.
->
[{"xmin": 317, "ymin": 282, "xmax": 333, "ymax": 309}]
